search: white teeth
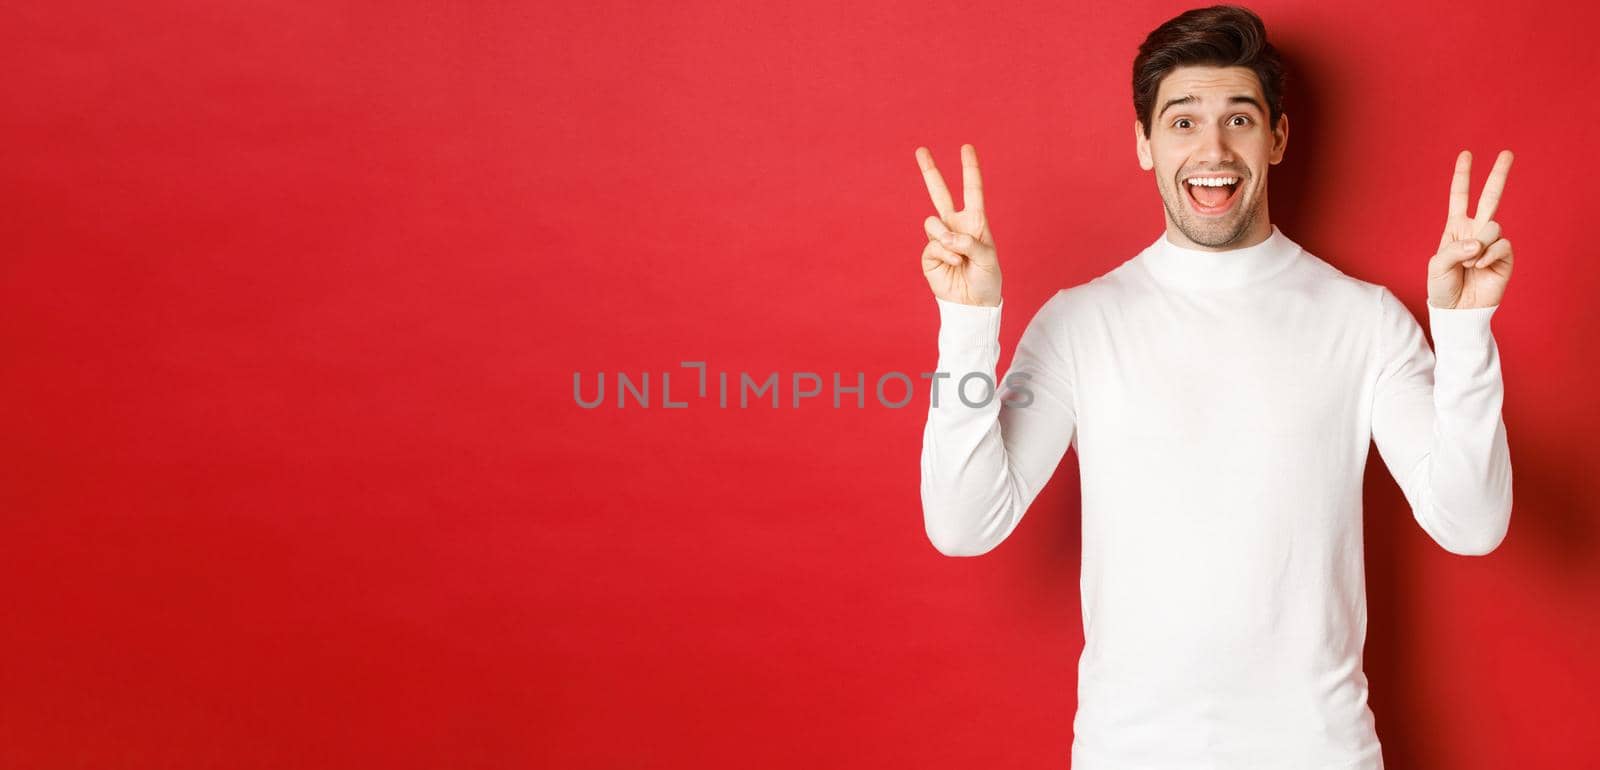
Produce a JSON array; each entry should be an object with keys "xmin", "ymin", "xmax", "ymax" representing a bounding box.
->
[{"xmin": 1186, "ymin": 176, "xmax": 1240, "ymax": 186}]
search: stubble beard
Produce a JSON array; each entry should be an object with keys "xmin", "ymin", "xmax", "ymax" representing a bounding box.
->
[{"xmin": 1160, "ymin": 176, "xmax": 1263, "ymax": 249}]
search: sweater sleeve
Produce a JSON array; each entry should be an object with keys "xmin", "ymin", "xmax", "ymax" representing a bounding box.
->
[
  {"xmin": 1369, "ymin": 287, "xmax": 1513, "ymax": 556},
  {"xmin": 919, "ymin": 293, "xmax": 1078, "ymax": 557}
]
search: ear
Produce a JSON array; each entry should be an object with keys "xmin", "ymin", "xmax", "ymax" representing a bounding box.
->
[
  {"xmin": 1135, "ymin": 118, "xmax": 1153, "ymax": 170},
  {"xmin": 1268, "ymin": 112, "xmax": 1289, "ymax": 165}
]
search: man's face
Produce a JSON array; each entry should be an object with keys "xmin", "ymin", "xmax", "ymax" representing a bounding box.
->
[{"xmin": 1135, "ymin": 64, "xmax": 1288, "ymax": 249}]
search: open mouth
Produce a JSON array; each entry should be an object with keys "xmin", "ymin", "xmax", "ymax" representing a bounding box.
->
[{"xmin": 1183, "ymin": 175, "xmax": 1242, "ymax": 216}]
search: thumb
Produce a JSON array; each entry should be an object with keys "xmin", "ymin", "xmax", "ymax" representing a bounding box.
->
[
  {"xmin": 1429, "ymin": 238, "xmax": 1480, "ymax": 277},
  {"xmin": 938, "ymin": 230, "xmax": 998, "ymax": 266}
]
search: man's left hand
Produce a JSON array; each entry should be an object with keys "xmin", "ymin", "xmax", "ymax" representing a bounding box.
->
[{"xmin": 1428, "ymin": 149, "xmax": 1515, "ymax": 309}]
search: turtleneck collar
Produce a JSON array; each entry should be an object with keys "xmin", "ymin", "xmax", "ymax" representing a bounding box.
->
[{"xmin": 1136, "ymin": 223, "xmax": 1302, "ymax": 290}]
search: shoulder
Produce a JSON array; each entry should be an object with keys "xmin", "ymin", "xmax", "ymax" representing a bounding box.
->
[
  {"xmin": 1286, "ymin": 246, "xmax": 1416, "ymax": 322},
  {"xmin": 1034, "ymin": 257, "xmax": 1143, "ymax": 316},
  {"xmin": 1288, "ymin": 249, "xmax": 1426, "ymax": 362},
  {"xmin": 1007, "ymin": 265, "xmax": 1128, "ymax": 363}
]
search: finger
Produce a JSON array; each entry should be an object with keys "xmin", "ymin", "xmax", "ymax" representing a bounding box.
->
[
  {"xmin": 1447, "ymin": 149, "xmax": 1472, "ymax": 219},
  {"xmin": 961, "ymin": 144, "xmax": 984, "ymax": 214},
  {"xmin": 924, "ymin": 215, "xmax": 953, "ymax": 242},
  {"xmin": 1473, "ymin": 237, "xmax": 1512, "ymax": 270},
  {"xmin": 915, "ymin": 146, "xmax": 956, "ymax": 219},
  {"xmin": 923, "ymin": 239, "xmax": 964, "ymax": 267},
  {"xmin": 1471, "ymin": 219, "xmax": 1502, "ymax": 251},
  {"xmin": 1473, "ymin": 149, "xmax": 1514, "ymax": 225}
]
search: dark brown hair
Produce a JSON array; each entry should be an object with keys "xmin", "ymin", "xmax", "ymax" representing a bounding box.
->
[{"xmin": 1132, "ymin": 5, "xmax": 1286, "ymax": 138}]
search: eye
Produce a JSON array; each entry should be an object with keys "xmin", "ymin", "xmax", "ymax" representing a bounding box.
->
[
  {"xmin": 1174, "ymin": 118, "xmax": 1193, "ymax": 129},
  {"xmin": 1230, "ymin": 115, "xmax": 1252, "ymax": 127}
]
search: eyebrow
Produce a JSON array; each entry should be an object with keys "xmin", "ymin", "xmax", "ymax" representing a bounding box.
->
[{"xmin": 1157, "ymin": 94, "xmax": 1265, "ymax": 120}]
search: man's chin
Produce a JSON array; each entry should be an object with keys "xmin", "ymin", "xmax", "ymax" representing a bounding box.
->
[
  {"xmin": 1177, "ymin": 219, "xmax": 1246, "ymax": 248},
  {"xmin": 1175, "ymin": 198, "xmax": 1257, "ymax": 248}
]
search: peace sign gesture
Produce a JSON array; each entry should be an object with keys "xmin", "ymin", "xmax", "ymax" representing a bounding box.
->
[
  {"xmin": 1428, "ymin": 149, "xmax": 1515, "ymax": 309},
  {"xmin": 916, "ymin": 144, "xmax": 1001, "ymax": 307}
]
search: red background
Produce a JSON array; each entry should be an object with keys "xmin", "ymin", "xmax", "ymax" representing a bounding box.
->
[{"xmin": 3, "ymin": 1, "xmax": 1596, "ymax": 767}]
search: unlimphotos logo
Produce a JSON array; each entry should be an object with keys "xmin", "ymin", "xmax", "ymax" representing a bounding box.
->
[{"xmin": 573, "ymin": 361, "xmax": 1034, "ymax": 409}]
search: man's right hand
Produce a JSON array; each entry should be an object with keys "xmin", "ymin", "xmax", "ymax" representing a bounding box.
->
[{"xmin": 916, "ymin": 143, "xmax": 1001, "ymax": 307}]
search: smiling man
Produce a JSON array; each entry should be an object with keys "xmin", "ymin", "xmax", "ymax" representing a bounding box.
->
[
  {"xmin": 1142, "ymin": 66, "xmax": 1277, "ymax": 248},
  {"xmin": 913, "ymin": 5, "xmax": 1514, "ymax": 769}
]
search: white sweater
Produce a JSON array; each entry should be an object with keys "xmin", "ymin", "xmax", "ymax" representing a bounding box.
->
[{"xmin": 920, "ymin": 224, "xmax": 1513, "ymax": 769}]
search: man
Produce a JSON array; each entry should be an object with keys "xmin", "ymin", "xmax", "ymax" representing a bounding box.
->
[{"xmin": 913, "ymin": 5, "xmax": 1514, "ymax": 768}]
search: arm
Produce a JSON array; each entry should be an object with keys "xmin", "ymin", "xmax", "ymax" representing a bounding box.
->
[
  {"xmin": 1370, "ymin": 287, "xmax": 1513, "ymax": 556},
  {"xmin": 920, "ymin": 294, "xmax": 1077, "ymax": 557}
]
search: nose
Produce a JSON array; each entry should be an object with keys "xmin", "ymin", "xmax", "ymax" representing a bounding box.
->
[{"xmin": 1195, "ymin": 122, "xmax": 1236, "ymax": 167}]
